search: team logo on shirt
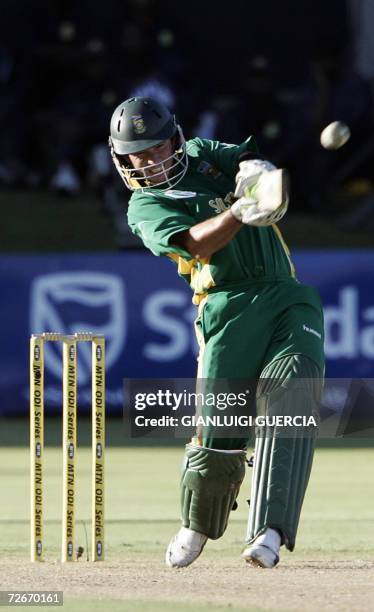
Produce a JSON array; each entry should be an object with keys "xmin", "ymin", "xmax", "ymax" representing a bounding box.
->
[
  {"xmin": 132, "ymin": 114, "xmax": 147, "ymax": 134},
  {"xmin": 164, "ymin": 190, "xmax": 197, "ymax": 199},
  {"xmin": 197, "ymin": 161, "xmax": 222, "ymax": 179}
]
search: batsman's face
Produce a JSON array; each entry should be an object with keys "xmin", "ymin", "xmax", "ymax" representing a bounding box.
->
[{"xmin": 128, "ymin": 139, "xmax": 174, "ymax": 185}]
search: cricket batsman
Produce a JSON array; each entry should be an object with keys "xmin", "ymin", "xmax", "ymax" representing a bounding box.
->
[{"xmin": 109, "ymin": 97, "xmax": 325, "ymax": 568}]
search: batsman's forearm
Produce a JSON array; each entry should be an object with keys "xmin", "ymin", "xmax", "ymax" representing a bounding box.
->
[{"xmin": 172, "ymin": 210, "xmax": 242, "ymax": 259}]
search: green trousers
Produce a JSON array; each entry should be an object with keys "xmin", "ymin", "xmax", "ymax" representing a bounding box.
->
[{"xmin": 194, "ymin": 279, "xmax": 325, "ymax": 449}]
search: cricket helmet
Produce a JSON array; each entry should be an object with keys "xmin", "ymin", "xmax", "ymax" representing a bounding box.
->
[{"xmin": 109, "ymin": 96, "xmax": 188, "ymax": 191}]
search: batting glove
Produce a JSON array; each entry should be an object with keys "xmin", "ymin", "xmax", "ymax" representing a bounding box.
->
[
  {"xmin": 231, "ymin": 169, "xmax": 289, "ymax": 226},
  {"xmin": 234, "ymin": 159, "xmax": 277, "ymax": 198}
]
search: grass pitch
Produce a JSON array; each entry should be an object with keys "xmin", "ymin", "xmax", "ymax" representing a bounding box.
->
[{"xmin": 0, "ymin": 443, "xmax": 373, "ymax": 611}]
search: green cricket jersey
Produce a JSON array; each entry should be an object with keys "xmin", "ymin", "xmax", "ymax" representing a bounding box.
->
[{"xmin": 127, "ymin": 137, "xmax": 295, "ymax": 304}]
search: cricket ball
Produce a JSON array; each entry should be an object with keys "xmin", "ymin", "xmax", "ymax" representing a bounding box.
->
[{"xmin": 320, "ymin": 121, "xmax": 351, "ymax": 150}]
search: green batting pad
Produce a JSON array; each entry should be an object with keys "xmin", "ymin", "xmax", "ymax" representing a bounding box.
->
[
  {"xmin": 246, "ymin": 354, "xmax": 323, "ymax": 551},
  {"xmin": 181, "ymin": 444, "xmax": 246, "ymax": 539}
]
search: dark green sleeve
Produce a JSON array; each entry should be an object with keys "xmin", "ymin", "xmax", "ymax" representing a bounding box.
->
[
  {"xmin": 127, "ymin": 193, "xmax": 194, "ymax": 259},
  {"xmin": 189, "ymin": 136, "xmax": 258, "ymax": 177}
]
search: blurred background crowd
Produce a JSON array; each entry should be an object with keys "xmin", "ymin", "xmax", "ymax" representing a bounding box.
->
[{"xmin": 2, "ymin": 0, "xmax": 374, "ymax": 242}]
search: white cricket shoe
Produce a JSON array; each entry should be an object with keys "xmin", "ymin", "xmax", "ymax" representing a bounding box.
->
[
  {"xmin": 166, "ymin": 527, "xmax": 208, "ymax": 568},
  {"xmin": 242, "ymin": 528, "xmax": 281, "ymax": 568}
]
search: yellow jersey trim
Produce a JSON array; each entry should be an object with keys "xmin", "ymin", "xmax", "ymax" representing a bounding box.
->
[
  {"xmin": 271, "ymin": 224, "xmax": 296, "ymax": 278},
  {"xmin": 166, "ymin": 254, "xmax": 216, "ymax": 305}
]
